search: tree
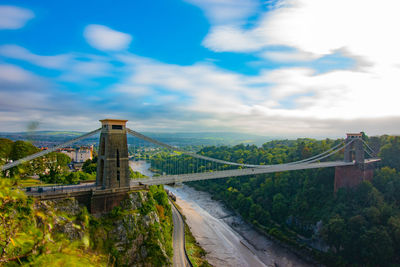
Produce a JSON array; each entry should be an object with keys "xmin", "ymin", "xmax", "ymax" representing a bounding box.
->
[
  {"xmin": 321, "ymin": 215, "xmax": 347, "ymax": 252},
  {"xmin": 379, "ymin": 136, "xmax": 400, "ymax": 171},
  {"xmin": 82, "ymin": 157, "xmax": 97, "ymax": 174},
  {"xmin": 272, "ymin": 193, "xmax": 288, "ymax": 222},
  {"xmin": 45, "ymin": 152, "xmax": 71, "ymax": 173},
  {"xmin": 387, "ymin": 216, "xmax": 400, "ymax": 256},
  {"xmin": 239, "ymin": 197, "xmax": 253, "ymax": 218},
  {"xmin": 0, "ymin": 138, "xmax": 13, "ymax": 164},
  {"xmin": 359, "ymin": 227, "xmax": 393, "ymax": 265},
  {"xmin": 373, "ymin": 167, "xmax": 398, "ymax": 193},
  {"xmin": 10, "ymin": 141, "xmax": 39, "ymax": 161},
  {"xmin": 9, "ymin": 141, "xmax": 42, "ymax": 177}
]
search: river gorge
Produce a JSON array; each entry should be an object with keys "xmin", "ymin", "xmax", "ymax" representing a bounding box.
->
[{"xmin": 130, "ymin": 160, "xmax": 310, "ymax": 267}]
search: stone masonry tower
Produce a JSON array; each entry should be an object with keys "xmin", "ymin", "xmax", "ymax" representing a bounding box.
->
[
  {"xmin": 343, "ymin": 133, "xmax": 364, "ymax": 163},
  {"xmin": 334, "ymin": 133, "xmax": 376, "ymax": 192},
  {"xmin": 96, "ymin": 119, "xmax": 130, "ymax": 189}
]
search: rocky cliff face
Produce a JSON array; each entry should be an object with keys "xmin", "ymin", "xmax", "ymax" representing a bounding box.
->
[
  {"xmin": 36, "ymin": 197, "xmax": 88, "ymax": 241},
  {"xmin": 41, "ymin": 187, "xmax": 173, "ymax": 267}
]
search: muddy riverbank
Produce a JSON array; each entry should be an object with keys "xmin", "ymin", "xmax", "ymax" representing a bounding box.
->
[{"xmin": 167, "ymin": 185, "xmax": 311, "ymax": 267}]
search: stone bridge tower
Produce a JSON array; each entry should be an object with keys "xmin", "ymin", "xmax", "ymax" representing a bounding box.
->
[
  {"xmin": 96, "ymin": 119, "xmax": 130, "ymax": 189},
  {"xmin": 343, "ymin": 133, "xmax": 364, "ymax": 163},
  {"xmin": 334, "ymin": 133, "xmax": 377, "ymax": 192}
]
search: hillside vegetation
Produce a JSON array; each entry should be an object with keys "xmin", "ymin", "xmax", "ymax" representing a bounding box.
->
[{"xmin": 0, "ymin": 177, "xmax": 173, "ymax": 266}]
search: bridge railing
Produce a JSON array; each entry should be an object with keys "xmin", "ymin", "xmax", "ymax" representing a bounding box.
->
[{"xmin": 24, "ymin": 183, "xmax": 96, "ymax": 195}]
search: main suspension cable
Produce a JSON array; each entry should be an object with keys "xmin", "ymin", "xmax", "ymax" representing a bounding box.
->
[
  {"xmin": 361, "ymin": 139, "xmax": 378, "ymax": 157},
  {"xmin": 286, "ymin": 141, "xmax": 345, "ymax": 165},
  {"xmin": 302, "ymin": 140, "xmax": 353, "ymax": 164},
  {"xmin": 127, "ymin": 128, "xmax": 350, "ymax": 169}
]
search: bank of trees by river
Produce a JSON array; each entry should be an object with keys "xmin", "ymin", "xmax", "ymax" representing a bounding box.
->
[{"xmin": 151, "ymin": 135, "xmax": 400, "ymax": 266}]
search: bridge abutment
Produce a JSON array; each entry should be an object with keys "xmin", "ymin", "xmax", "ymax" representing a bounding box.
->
[
  {"xmin": 90, "ymin": 188, "xmax": 131, "ymax": 214},
  {"xmin": 334, "ymin": 163, "xmax": 375, "ymax": 192},
  {"xmin": 33, "ymin": 186, "xmax": 148, "ymax": 214}
]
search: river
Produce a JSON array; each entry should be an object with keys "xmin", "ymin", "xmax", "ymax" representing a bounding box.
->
[
  {"xmin": 130, "ymin": 160, "xmax": 311, "ymax": 267},
  {"xmin": 129, "ymin": 160, "xmax": 154, "ymax": 177}
]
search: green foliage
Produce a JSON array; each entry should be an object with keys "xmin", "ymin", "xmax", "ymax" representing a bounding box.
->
[
  {"xmin": 130, "ymin": 167, "xmax": 147, "ymax": 179},
  {"xmin": 149, "ymin": 185, "xmax": 173, "ymax": 261},
  {"xmin": 8, "ymin": 140, "xmax": 42, "ymax": 177},
  {"xmin": 321, "ymin": 215, "xmax": 346, "ymax": 251},
  {"xmin": 0, "ymin": 178, "xmax": 106, "ymax": 266},
  {"xmin": 39, "ymin": 171, "xmax": 95, "ymax": 185},
  {"xmin": 0, "ymin": 138, "xmax": 13, "ymax": 165},
  {"xmin": 184, "ymin": 223, "xmax": 211, "ymax": 267},
  {"xmin": 9, "ymin": 141, "xmax": 39, "ymax": 161},
  {"xmin": 380, "ymin": 136, "xmax": 400, "ymax": 170},
  {"xmin": 82, "ymin": 156, "xmax": 97, "ymax": 174}
]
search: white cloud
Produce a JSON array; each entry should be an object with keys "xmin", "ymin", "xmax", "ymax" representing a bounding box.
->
[
  {"xmin": 115, "ymin": 53, "xmax": 264, "ymax": 113},
  {"xmin": 258, "ymin": 0, "xmax": 400, "ymax": 66},
  {"xmin": 0, "ymin": 5, "xmax": 34, "ymax": 30},
  {"xmin": 0, "ymin": 44, "xmax": 114, "ymax": 82},
  {"xmin": 261, "ymin": 50, "xmax": 317, "ymax": 62},
  {"xmin": 84, "ymin": 24, "xmax": 132, "ymax": 51},
  {"xmin": 111, "ymin": 51, "xmax": 400, "ymax": 135},
  {"xmin": 202, "ymin": 0, "xmax": 400, "ymax": 66},
  {"xmin": 2, "ymin": 48, "xmax": 400, "ymax": 135},
  {"xmin": 0, "ymin": 63, "xmax": 112, "ymax": 132},
  {"xmin": 202, "ymin": 25, "xmax": 264, "ymax": 52},
  {"xmin": 0, "ymin": 64, "xmax": 39, "ymax": 84},
  {"xmin": 252, "ymin": 66, "xmax": 400, "ymax": 120},
  {"xmin": 183, "ymin": 0, "xmax": 400, "ymax": 135},
  {"xmin": 0, "ymin": 44, "xmax": 71, "ymax": 69}
]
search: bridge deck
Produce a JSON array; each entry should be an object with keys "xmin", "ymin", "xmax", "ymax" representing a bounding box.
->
[
  {"xmin": 24, "ymin": 159, "xmax": 380, "ymax": 195},
  {"xmin": 132, "ymin": 160, "xmax": 359, "ymax": 186}
]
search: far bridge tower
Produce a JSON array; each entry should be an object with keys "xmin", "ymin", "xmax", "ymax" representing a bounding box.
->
[
  {"xmin": 334, "ymin": 133, "xmax": 376, "ymax": 192},
  {"xmin": 96, "ymin": 119, "xmax": 130, "ymax": 189}
]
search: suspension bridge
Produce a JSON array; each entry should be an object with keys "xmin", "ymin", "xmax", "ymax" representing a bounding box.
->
[{"xmin": 1, "ymin": 119, "xmax": 380, "ymax": 213}]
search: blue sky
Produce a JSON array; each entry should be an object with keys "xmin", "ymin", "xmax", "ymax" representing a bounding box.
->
[{"xmin": 0, "ymin": 0, "xmax": 400, "ymax": 137}]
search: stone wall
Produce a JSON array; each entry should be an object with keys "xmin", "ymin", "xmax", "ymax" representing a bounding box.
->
[
  {"xmin": 334, "ymin": 163, "xmax": 375, "ymax": 192},
  {"xmin": 34, "ymin": 186, "xmax": 147, "ymax": 214}
]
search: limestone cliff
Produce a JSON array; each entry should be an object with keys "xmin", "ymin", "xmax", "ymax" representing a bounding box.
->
[{"xmin": 41, "ymin": 186, "xmax": 173, "ymax": 266}]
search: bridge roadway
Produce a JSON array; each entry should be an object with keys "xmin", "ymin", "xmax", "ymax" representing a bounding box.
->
[
  {"xmin": 23, "ymin": 161, "xmax": 350, "ymax": 195},
  {"xmin": 132, "ymin": 160, "xmax": 360, "ymax": 186},
  {"xmin": 24, "ymin": 159, "xmax": 380, "ymax": 196}
]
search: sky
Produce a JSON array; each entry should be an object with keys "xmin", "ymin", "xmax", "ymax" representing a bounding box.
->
[{"xmin": 0, "ymin": 0, "xmax": 400, "ymax": 137}]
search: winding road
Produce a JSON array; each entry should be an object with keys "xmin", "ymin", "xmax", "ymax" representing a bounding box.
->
[{"xmin": 171, "ymin": 200, "xmax": 191, "ymax": 267}]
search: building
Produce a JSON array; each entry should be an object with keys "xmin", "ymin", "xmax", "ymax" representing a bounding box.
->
[
  {"xmin": 58, "ymin": 145, "xmax": 93, "ymax": 163},
  {"xmin": 76, "ymin": 146, "xmax": 93, "ymax": 163},
  {"xmin": 59, "ymin": 147, "xmax": 75, "ymax": 161}
]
